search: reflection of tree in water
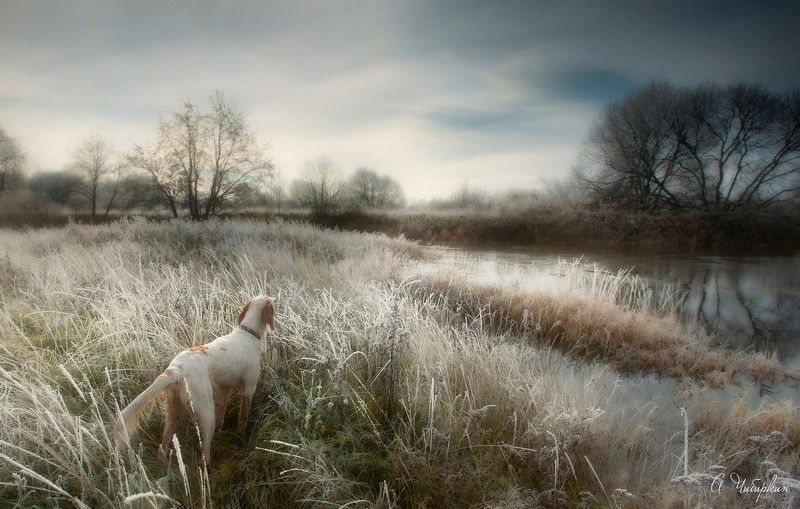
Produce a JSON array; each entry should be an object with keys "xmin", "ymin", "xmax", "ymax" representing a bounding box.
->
[
  {"xmin": 565, "ymin": 255, "xmax": 799, "ymax": 362},
  {"xmin": 666, "ymin": 261, "xmax": 800, "ymax": 362},
  {"xmin": 438, "ymin": 247, "xmax": 800, "ymax": 364}
]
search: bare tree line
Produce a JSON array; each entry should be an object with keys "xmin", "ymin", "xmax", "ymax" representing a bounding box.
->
[
  {"xmin": 0, "ymin": 91, "xmax": 405, "ymax": 221},
  {"xmin": 4, "ymin": 81, "xmax": 799, "ymax": 221},
  {"xmin": 1, "ymin": 92, "xmax": 277, "ymax": 221},
  {"xmin": 577, "ymin": 81, "xmax": 800, "ymax": 213}
]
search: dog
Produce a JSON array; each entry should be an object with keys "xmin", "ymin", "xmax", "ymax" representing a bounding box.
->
[{"xmin": 114, "ymin": 295, "xmax": 276, "ymax": 463}]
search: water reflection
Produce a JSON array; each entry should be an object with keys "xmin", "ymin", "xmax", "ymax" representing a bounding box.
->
[{"xmin": 430, "ymin": 245, "xmax": 800, "ymax": 368}]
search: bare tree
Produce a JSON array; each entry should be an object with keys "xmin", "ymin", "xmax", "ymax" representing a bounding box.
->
[
  {"xmin": 444, "ymin": 180, "xmax": 488, "ymax": 210},
  {"xmin": 671, "ymin": 84, "xmax": 800, "ymax": 212},
  {"xmin": 290, "ymin": 155, "xmax": 342, "ymax": 216},
  {"xmin": 159, "ymin": 100, "xmax": 204, "ymax": 218},
  {"xmin": 68, "ymin": 135, "xmax": 124, "ymax": 220},
  {"xmin": 203, "ymin": 91, "xmax": 273, "ymax": 217},
  {"xmin": 579, "ymin": 81, "xmax": 800, "ymax": 213},
  {"xmin": 157, "ymin": 91, "xmax": 273, "ymax": 220},
  {"xmin": 0, "ymin": 127, "xmax": 24, "ymax": 196},
  {"xmin": 347, "ymin": 167, "xmax": 405, "ymax": 209}
]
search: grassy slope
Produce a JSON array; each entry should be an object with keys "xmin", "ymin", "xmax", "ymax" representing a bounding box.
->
[{"xmin": 0, "ymin": 220, "xmax": 797, "ymax": 507}]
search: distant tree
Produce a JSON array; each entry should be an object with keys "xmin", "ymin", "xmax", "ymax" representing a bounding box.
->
[
  {"xmin": 540, "ymin": 174, "xmax": 586, "ymax": 205},
  {"xmin": 114, "ymin": 174, "xmax": 163, "ymax": 212},
  {"xmin": 0, "ymin": 127, "xmax": 25, "ymax": 196},
  {"xmin": 26, "ymin": 171, "xmax": 85, "ymax": 206},
  {"xmin": 267, "ymin": 170, "xmax": 285, "ymax": 212},
  {"xmin": 157, "ymin": 91, "xmax": 273, "ymax": 219},
  {"xmin": 101, "ymin": 161, "xmax": 129, "ymax": 219},
  {"xmin": 450, "ymin": 180, "xmax": 489, "ymax": 209},
  {"xmin": 290, "ymin": 155, "xmax": 342, "ymax": 216},
  {"xmin": 576, "ymin": 81, "xmax": 682, "ymax": 211},
  {"xmin": 68, "ymin": 135, "xmax": 126, "ymax": 220},
  {"xmin": 347, "ymin": 168, "xmax": 405, "ymax": 209},
  {"xmin": 669, "ymin": 84, "xmax": 800, "ymax": 212}
]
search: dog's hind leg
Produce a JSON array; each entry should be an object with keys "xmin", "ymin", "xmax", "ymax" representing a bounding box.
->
[
  {"xmin": 197, "ymin": 399, "xmax": 216, "ymax": 465},
  {"xmin": 157, "ymin": 388, "xmax": 184, "ymax": 463},
  {"xmin": 186, "ymin": 379, "xmax": 216, "ymax": 465}
]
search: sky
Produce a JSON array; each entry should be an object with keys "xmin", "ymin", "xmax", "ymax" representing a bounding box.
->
[{"xmin": 1, "ymin": 1, "xmax": 799, "ymax": 200}]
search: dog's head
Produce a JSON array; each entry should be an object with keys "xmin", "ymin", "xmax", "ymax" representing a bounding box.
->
[{"xmin": 236, "ymin": 295, "xmax": 276, "ymax": 333}]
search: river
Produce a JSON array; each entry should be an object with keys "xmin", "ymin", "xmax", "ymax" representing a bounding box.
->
[{"xmin": 430, "ymin": 244, "xmax": 800, "ymax": 372}]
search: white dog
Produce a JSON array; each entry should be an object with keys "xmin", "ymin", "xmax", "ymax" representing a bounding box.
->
[{"xmin": 114, "ymin": 295, "xmax": 276, "ymax": 463}]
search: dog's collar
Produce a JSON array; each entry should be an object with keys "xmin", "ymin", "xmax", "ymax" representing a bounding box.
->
[{"xmin": 240, "ymin": 325, "xmax": 261, "ymax": 340}]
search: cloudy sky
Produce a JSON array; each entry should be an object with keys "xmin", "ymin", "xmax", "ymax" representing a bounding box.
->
[{"xmin": 1, "ymin": 1, "xmax": 799, "ymax": 199}]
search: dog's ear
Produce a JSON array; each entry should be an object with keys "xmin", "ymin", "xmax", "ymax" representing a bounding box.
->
[
  {"xmin": 236, "ymin": 299, "xmax": 252, "ymax": 325},
  {"xmin": 261, "ymin": 298, "xmax": 276, "ymax": 330}
]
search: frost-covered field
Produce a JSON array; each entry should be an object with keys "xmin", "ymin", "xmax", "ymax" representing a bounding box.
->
[{"xmin": 0, "ymin": 220, "xmax": 797, "ymax": 507}]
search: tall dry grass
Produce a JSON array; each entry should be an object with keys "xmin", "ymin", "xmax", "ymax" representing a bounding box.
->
[
  {"xmin": 409, "ymin": 261, "xmax": 792, "ymax": 386},
  {"xmin": 0, "ymin": 219, "xmax": 796, "ymax": 507}
]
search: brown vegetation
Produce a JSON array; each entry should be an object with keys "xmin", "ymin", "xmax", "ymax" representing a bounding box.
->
[
  {"xmin": 413, "ymin": 275, "xmax": 797, "ymax": 386},
  {"xmin": 7, "ymin": 206, "xmax": 800, "ymax": 253},
  {"xmin": 227, "ymin": 207, "xmax": 800, "ymax": 253}
]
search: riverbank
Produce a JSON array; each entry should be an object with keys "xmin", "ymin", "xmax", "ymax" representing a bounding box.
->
[
  {"xmin": 234, "ymin": 207, "xmax": 800, "ymax": 254},
  {"xmin": 5, "ymin": 206, "xmax": 800, "ymax": 254}
]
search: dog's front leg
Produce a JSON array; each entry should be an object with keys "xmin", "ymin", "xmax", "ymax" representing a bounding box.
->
[
  {"xmin": 237, "ymin": 384, "xmax": 256, "ymax": 435},
  {"xmin": 214, "ymin": 386, "xmax": 233, "ymax": 432}
]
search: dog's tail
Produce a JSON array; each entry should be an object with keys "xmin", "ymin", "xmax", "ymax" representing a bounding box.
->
[{"xmin": 114, "ymin": 367, "xmax": 182, "ymax": 447}]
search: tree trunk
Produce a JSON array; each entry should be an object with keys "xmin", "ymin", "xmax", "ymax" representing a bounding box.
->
[
  {"xmin": 168, "ymin": 197, "xmax": 178, "ymax": 218},
  {"xmin": 91, "ymin": 182, "xmax": 98, "ymax": 222},
  {"xmin": 103, "ymin": 174, "xmax": 121, "ymax": 220}
]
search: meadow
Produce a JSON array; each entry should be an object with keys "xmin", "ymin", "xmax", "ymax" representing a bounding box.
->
[{"xmin": 0, "ymin": 219, "xmax": 798, "ymax": 508}]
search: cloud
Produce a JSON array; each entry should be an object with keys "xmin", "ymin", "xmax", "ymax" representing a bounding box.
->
[
  {"xmin": 0, "ymin": 1, "xmax": 798, "ymax": 199},
  {"xmin": 542, "ymin": 67, "xmax": 639, "ymax": 104},
  {"xmin": 425, "ymin": 107, "xmax": 527, "ymax": 132}
]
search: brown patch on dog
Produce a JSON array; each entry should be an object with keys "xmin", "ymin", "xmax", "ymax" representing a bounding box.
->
[
  {"xmin": 261, "ymin": 298, "xmax": 276, "ymax": 330},
  {"xmin": 161, "ymin": 368, "xmax": 174, "ymax": 377},
  {"xmin": 237, "ymin": 299, "xmax": 252, "ymax": 325},
  {"xmin": 186, "ymin": 345, "xmax": 208, "ymax": 354}
]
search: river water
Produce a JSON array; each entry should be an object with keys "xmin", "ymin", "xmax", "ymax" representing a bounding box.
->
[{"xmin": 430, "ymin": 244, "xmax": 800, "ymax": 370}]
